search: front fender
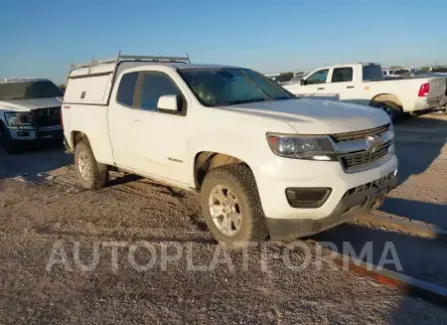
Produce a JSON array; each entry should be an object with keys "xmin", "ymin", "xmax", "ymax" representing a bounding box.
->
[{"xmin": 186, "ymin": 108, "xmax": 296, "ymax": 186}]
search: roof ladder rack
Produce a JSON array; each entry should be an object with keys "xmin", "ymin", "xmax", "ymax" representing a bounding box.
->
[{"xmin": 69, "ymin": 51, "xmax": 191, "ymax": 74}]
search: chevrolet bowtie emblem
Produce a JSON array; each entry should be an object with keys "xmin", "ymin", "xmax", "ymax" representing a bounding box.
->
[{"xmin": 366, "ymin": 135, "xmax": 384, "ymax": 153}]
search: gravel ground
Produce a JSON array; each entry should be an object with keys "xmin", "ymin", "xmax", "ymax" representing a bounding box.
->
[{"xmin": 0, "ymin": 114, "xmax": 447, "ymax": 324}]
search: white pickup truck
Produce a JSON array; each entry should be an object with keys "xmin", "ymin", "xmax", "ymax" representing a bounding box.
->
[
  {"xmin": 62, "ymin": 54, "xmax": 398, "ymax": 248},
  {"xmin": 284, "ymin": 63, "xmax": 447, "ymax": 122},
  {"xmin": 0, "ymin": 78, "xmax": 64, "ymax": 153}
]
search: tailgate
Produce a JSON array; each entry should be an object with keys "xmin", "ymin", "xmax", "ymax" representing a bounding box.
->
[{"xmin": 428, "ymin": 77, "xmax": 447, "ymax": 98}]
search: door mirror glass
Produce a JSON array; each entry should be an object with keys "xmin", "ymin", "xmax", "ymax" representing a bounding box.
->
[{"xmin": 157, "ymin": 94, "xmax": 179, "ymax": 112}]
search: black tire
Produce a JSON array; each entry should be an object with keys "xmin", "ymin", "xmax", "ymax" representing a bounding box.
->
[
  {"xmin": 200, "ymin": 164, "xmax": 268, "ymax": 249},
  {"xmin": 371, "ymin": 101, "xmax": 402, "ymax": 124},
  {"xmin": 402, "ymin": 112, "xmax": 412, "ymax": 119},
  {"xmin": 74, "ymin": 140, "xmax": 108, "ymax": 189},
  {"xmin": 0, "ymin": 122, "xmax": 22, "ymax": 154}
]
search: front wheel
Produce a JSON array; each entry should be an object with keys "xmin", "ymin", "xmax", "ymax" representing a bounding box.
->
[
  {"xmin": 0, "ymin": 122, "xmax": 21, "ymax": 154},
  {"xmin": 74, "ymin": 140, "xmax": 108, "ymax": 189},
  {"xmin": 200, "ymin": 164, "xmax": 268, "ymax": 249}
]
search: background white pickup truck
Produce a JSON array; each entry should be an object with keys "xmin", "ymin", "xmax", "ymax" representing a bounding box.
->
[
  {"xmin": 62, "ymin": 54, "xmax": 398, "ymax": 248},
  {"xmin": 0, "ymin": 78, "xmax": 63, "ymax": 153},
  {"xmin": 284, "ymin": 63, "xmax": 447, "ymax": 122}
]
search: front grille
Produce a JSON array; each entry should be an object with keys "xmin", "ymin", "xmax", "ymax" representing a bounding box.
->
[
  {"xmin": 343, "ymin": 172, "xmax": 395, "ymax": 198},
  {"xmin": 331, "ymin": 123, "xmax": 393, "ymax": 172},
  {"xmin": 33, "ymin": 107, "xmax": 61, "ymax": 128},
  {"xmin": 331, "ymin": 124, "xmax": 389, "ymax": 143},
  {"xmin": 340, "ymin": 141, "xmax": 392, "ymax": 170}
]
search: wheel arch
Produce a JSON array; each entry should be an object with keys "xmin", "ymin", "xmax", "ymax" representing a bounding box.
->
[
  {"xmin": 370, "ymin": 93, "xmax": 403, "ymax": 110},
  {"xmin": 70, "ymin": 130, "xmax": 90, "ymax": 149},
  {"xmin": 193, "ymin": 151, "xmax": 251, "ymax": 190}
]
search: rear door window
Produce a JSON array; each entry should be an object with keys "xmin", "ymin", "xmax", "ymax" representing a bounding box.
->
[
  {"xmin": 116, "ymin": 72, "xmax": 138, "ymax": 106},
  {"xmin": 362, "ymin": 65, "xmax": 384, "ymax": 81},
  {"xmin": 331, "ymin": 67, "xmax": 353, "ymax": 83}
]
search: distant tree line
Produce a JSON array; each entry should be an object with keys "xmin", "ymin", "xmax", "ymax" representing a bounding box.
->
[
  {"xmin": 388, "ymin": 65, "xmax": 446, "ymax": 72},
  {"xmin": 275, "ymin": 72, "xmax": 294, "ymax": 83}
]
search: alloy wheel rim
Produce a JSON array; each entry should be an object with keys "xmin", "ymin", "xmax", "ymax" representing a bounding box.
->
[
  {"xmin": 208, "ymin": 185, "xmax": 242, "ymax": 236},
  {"xmin": 77, "ymin": 153, "xmax": 92, "ymax": 180}
]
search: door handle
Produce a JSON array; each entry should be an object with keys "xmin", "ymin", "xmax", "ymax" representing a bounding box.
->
[
  {"xmin": 317, "ymin": 87, "xmax": 325, "ymax": 90},
  {"xmin": 132, "ymin": 119, "xmax": 143, "ymax": 126},
  {"xmin": 346, "ymin": 86, "xmax": 354, "ymax": 89}
]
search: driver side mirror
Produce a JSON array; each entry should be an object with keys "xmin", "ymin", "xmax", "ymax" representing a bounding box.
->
[
  {"xmin": 300, "ymin": 79, "xmax": 306, "ymax": 86},
  {"xmin": 157, "ymin": 95, "xmax": 179, "ymax": 112}
]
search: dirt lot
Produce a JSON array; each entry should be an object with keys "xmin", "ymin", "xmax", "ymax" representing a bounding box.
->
[{"xmin": 0, "ymin": 115, "xmax": 446, "ymax": 324}]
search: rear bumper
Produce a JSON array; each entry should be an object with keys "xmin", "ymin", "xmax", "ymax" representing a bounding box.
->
[
  {"xmin": 412, "ymin": 96, "xmax": 446, "ymax": 112},
  {"xmin": 267, "ymin": 175, "xmax": 398, "ymax": 240},
  {"xmin": 441, "ymin": 96, "xmax": 447, "ymax": 107}
]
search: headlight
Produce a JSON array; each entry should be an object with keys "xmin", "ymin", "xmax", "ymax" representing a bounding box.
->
[
  {"xmin": 267, "ymin": 133, "xmax": 337, "ymax": 161},
  {"xmin": 4, "ymin": 112, "xmax": 33, "ymax": 126}
]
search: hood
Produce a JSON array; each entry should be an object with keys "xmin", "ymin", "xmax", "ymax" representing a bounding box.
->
[
  {"xmin": 0, "ymin": 97, "xmax": 62, "ymax": 112},
  {"xmin": 222, "ymin": 98, "xmax": 390, "ymax": 134}
]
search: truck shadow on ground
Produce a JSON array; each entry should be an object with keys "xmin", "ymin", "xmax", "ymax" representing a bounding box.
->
[
  {"xmin": 108, "ymin": 173, "xmax": 143, "ymax": 186},
  {"xmin": 0, "ymin": 141, "xmax": 72, "ymax": 182},
  {"xmin": 381, "ymin": 198, "xmax": 447, "ymax": 229},
  {"xmin": 379, "ymin": 115, "xmax": 447, "ymax": 228},
  {"xmin": 393, "ymin": 115, "xmax": 447, "ymax": 182},
  {"xmin": 313, "ymin": 222, "xmax": 447, "ymax": 287}
]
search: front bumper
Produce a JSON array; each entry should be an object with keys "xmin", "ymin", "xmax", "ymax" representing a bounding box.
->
[
  {"xmin": 267, "ymin": 174, "xmax": 397, "ymax": 240},
  {"xmin": 7, "ymin": 126, "xmax": 63, "ymax": 141},
  {"xmin": 253, "ymin": 153, "xmax": 398, "ymax": 219}
]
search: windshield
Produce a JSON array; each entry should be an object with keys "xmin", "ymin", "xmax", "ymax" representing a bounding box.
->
[
  {"xmin": 362, "ymin": 65, "xmax": 384, "ymax": 81},
  {"xmin": 178, "ymin": 68, "xmax": 295, "ymax": 107},
  {"xmin": 0, "ymin": 80, "xmax": 63, "ymax": 100}
]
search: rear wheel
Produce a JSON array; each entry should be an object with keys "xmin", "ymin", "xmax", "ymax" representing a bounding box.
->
[
  {"xmin": 74, "ymin": 140, "xmax": 108, "ymax": 189},
  {"xmin": 0, "ymin": 122, "xmax": 21, "ymax": 154},
  {"xmin": 371, "ymin": 101, "xmax": 402, "ymax": 124},
  {"xmin": 200, "ymin": 164, "xmax": 268, "ymax": 249}
]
